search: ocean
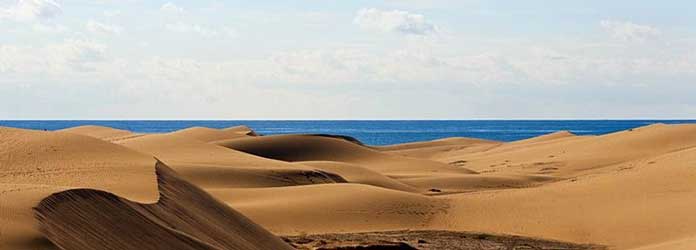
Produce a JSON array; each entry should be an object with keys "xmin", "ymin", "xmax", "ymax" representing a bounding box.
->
[{"xmin": 1, "ymin": 120, "xmax": 694, "ymax": 146}]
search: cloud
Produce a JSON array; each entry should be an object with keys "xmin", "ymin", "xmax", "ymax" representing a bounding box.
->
[
  {"xmin": 2, "ymin": 38, "xmax": 696, "ymax": 119},
  {"xmin": 0, "ymin": 0, "xmax": 61, "ymax": 22},
  {"xmin": 32, "ymin": 22, "xmax": 67, "ymax": 33},
  {"xmin": 0, "ymin": 39, "xmax": 107, "ymax": 76},
  {"xmin": 103, "ymin": 10, "xmax": 121, "ymax": 17},
  {"xmin": 160, "ymin": 2, "xmax": 184, "ymax": 14},
  {"xmin": 164, "ymin": 22, "xmax": 234, "ymax": 37},
  {"xmin": 86, "ymin": 20, "xmax": 122, "ymax": 35},
  {"xmin": 600, "ymin": 20, "xmax": 661, "ymax": 42},
  {"xmin": 354, "ymin": 8, "xmax": 437, "ymax": 35}
]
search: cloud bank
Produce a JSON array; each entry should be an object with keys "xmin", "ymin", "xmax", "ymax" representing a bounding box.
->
[{"xmin": 1, "ymin": 2, "xmax": 696, "ymax": 119}]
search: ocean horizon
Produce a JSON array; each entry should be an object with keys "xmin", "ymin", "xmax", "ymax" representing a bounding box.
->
[{"xmin": 2, "ymin": 120, "xmax": 694, "ymax": 146}]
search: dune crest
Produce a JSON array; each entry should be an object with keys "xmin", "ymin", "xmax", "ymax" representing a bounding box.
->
[
  {"xmin": 58, "ymin": 125, "xmax": 141, "ymax": 142},
  {"xmin": 429, "ymin": 124, "xmax": 696, "ymax": 249},
  {"xmin": 434, "ymin": 124, "xmax": 696, "ymax": 178},
  {"xmin": 34, "ymin": 161, "xmax": 294, "ymax": 250},
  {"xmin": 216, "ymin": 134, "xmax": 478, "ymax": 175},
  {"xmin": 377, "ymin": 137, "xmax": 501, "ymax": 159},
  {"xmin": 509, "ymin": 130, "xmax": 577, "ymax": 144},
  {"xmin": 222, "ymin": 125, "xmax": 258, "ymax": 136},
  {"xmin": 1, "ymin": 127, "xmax": 160, "ymax": 249},
  {"xmin": 169, "ymin": 126, "xmax": 256, "ymax": 143},
  {"xmin": 378, "ymin": 136, "xmax": 499, "ymax": 151},
  {"xmin": 297, "ymin": 161, "xmax": 419, "ymax": 192},
  {"xmin": 117, "ymin": 133, "xmax": 346, "ymax": 189}
]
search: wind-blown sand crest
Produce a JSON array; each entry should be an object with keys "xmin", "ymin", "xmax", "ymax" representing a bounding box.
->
[{"xmin": 34, "ymin": 162, "xmax": 293, "ymax": 250}]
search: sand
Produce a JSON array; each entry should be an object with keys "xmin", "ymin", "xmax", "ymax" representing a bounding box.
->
[{"xmin": 2, "ymin": 123, "xmax": 696, "ymax": 249}]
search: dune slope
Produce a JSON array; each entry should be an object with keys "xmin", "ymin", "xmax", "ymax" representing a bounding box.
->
[
  {"xmin": 297, "ymin": 161, "xmax": 419, "ymax": 193},
  {"xmin": 436, "ymin": 124, "xmax": 696, "ymax": 178},
  {"xmin": 5, "ymin": 123, "xmax": 696, "ymax": 250},
  {"xmin": 432, "ymin": 125, "xmax": 696, "ymax": 249},
  {"xmin": 58, "ymin": 125, "xmax": 141, "ymax": 142},
  {"xmin": 216, "ymin": 134, "xmax": 478, "ymax": 175},
  {"xmin": 0, "ymin": 127, "xmax": 159, "ymax": 249},
  {"xmin": 35, "ymin": 162, "xmax": 294, "ymax": 250},
  {"xmin": 117, "ymin": 133, "xmax": 345, "ymax": 189},
  {"xmin": 377, "ymin": 137, "xmax": 501, "ymax": 159},
  {"xmin": 169, "ymin": 126, "xmax": 256, "ymax": 143},
  {"xmin": 210, "ymin": 183, "xmax": 447, "ymax": 235}
]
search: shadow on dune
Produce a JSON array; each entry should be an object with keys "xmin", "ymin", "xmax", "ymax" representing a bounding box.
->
[
  {"xmin": 33, "ymin": 160, "xmax": 294, "ymax": 250},
  {"xmin": 303, "ymin": 134, "xmax": 366, "ymax": 146}
]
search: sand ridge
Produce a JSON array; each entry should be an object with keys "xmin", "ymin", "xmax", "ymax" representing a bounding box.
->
[
  {"xmin": 0, "ymin": 126, "xmax": 159, "ymax": 249},
  {"xmin": 35, "ymin": 162, "xmax": 294, "ymax": 250},
  {"xmin": 115, "ymin": 133, "xmax": 348, "ymax": 189},
  {"xmin": 215, "ymin": 134, "xmax": 479, "ymax": 176},
  {"xmin": 58, "ymin": 125, "xmax": 144, "ymax": 142}
]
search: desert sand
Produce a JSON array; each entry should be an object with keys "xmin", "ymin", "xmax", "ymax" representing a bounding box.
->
[{"xmin": 2, "ymin": 123, "xmax": 696, "ymax": 249}]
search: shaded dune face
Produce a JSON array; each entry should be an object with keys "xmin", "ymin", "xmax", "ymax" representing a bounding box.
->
[
  {"xmin": 215, "ymin": 134, "xmax": 376, "ymax": 162},
  {"xmin": 116, "ymin": 133, "xmax": 348, "ymax": 189},
  {"xmin": 216, "ymin": 134, "xmax": 478, "ymax": 175},
  {"xmin": 33, "ymin": 161, "xmax": 294, "ymax": 250},
  {"xmin": 302, "ymin": 134, "xmax": 366, "ymax": 146}
]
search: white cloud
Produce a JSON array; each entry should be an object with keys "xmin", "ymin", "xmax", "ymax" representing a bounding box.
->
[
  {"xmin": 0, "ymin": 39, "xmax": 107, "ymax": 76},
  {"xmin": 160, "ymin": 2, "xmax": 184, "ymax": 14},
  {"xmin": 354, "ymin": 8, "xmax": 437, "ymax": 35},
  {"xmin": 600, "ymin": 20, "xmax": 661, "ymax": 42},
  {"xmin": 32, "ymin": 22, "xmax": 67, "ymax": 33},
  {"xmin": 103, "ymin": 10, "xmax": 121, "ymax": 17},
  {"xmin": 165, "ymin": 22, "xmax": 234, "ymax": 37},
  {"xmin": 2, "ymin": 38, "xmax": 696, "ymax": 118},
  {"xmin": 0, "ymin": 0, "xmax": 61, "ymax": 22},
  {"xmin": 86, "ymin": 20, "xmax": 122, "ymax": 35}
]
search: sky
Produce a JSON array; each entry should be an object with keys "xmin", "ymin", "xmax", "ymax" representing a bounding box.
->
[{"xmin": 1, "ymin": 0, "xmax": 695, "ymax": 119}]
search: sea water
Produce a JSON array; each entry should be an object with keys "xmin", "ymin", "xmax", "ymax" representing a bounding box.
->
[{"xmin": 1, "ymin": 120, "xmax": 694, "ymax": 146}]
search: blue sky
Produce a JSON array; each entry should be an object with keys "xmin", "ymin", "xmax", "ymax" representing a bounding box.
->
[{"xmin": 1, "ymin": 0, "xmax": 695, "ymax": 119}]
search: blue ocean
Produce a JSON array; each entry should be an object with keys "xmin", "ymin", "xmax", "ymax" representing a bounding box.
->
[{"xmin": 1, "ymin": 120, "xmax": 694, "ymax": 146}]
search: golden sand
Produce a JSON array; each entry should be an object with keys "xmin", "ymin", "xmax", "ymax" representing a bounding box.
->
[{"xmin": 2, "ymin": 124, "xmax": 696, "ymax": 249}]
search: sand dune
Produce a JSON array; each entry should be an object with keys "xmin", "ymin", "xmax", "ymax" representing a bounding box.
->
[
  {"xmin": 216, "ymin": 134, "xmax": 479, "ymax": 175},
  {"xmin": 398, "ymin": 173, "xmax": 559, "ymax": 194},
  {"xmin": 297, "ymin": 161, "xmax": 419, "ymax": 192},
  {"xmin": 508, "ymin": 130, "xmax": 577, "ymax": 144},
  {"xmin": 0, "ymin": 127, "xmax": 158, "ymax": 249},
  {"xmin": 377, "ymin": 137, "xmax": 501, "ymax": 159},
  {"xmin": 427, "ymin": 124, "xmax": 696, "ymax": 249},
  {"xmin": 434, "ymin": 124, "xmax": 696, "ymax": 178},
  {"xmin": 3, "ymin": 123, "xmax": 696, "ymax": 250},
  {"xmin": 378, "ymin": 137, "xmax": 499, "ymax": 151},
  {"xmin": 116, "ymin": 133, "xmax": 346, "ymax": 189},
  {"xmin": 0, "ymin": 126, "xmax": 159, "ymax": 201},
  {"xmin": 35, "ymin": 162, "xmax": 293, "ymax": 250},
  {"xmin": 208, "ymin": 183, "xmax": 447, "ymax": 235},
  {"xmin": 169, "ymin": 126, "xmax": 256, "ymax": 142},
  {"xmin": 59, "ymin": 125, "xmax": 142, "ymax": 142}
]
